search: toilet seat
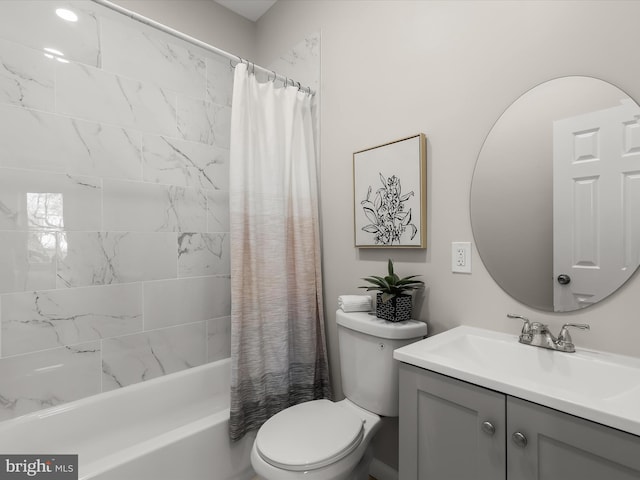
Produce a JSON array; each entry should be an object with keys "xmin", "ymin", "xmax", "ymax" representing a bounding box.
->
[{"xmin": 255, "ymin": 399, "xmax": 365, "ymax": 472}]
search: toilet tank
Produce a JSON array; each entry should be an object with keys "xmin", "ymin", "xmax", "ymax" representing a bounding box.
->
[{"xmin": 336, "ymin": 310, "xmax": 427, "ymax": 417}]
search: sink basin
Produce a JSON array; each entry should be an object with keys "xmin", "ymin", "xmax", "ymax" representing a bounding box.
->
[{"xmin": 393, "ymin": 325, "xmax": 640, "ymax": 436}]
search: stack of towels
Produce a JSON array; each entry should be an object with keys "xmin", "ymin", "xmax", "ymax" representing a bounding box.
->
[{"xmin": 338, "ymin": 295, "xmax": 373, "ymax": 312}]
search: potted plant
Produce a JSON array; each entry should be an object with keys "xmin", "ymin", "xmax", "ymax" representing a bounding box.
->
[{"xmin": 359, "ymin": 259, "xmax": 424, "ymax": 322}]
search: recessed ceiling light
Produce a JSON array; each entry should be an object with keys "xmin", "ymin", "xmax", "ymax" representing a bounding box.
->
[
  {"xmin": 56, "ymin": 57, "xmax": 70, "ymax": 64},
  {"xmin": 55, "ymin": 8, "xmax": 78, "ymax": 22}
]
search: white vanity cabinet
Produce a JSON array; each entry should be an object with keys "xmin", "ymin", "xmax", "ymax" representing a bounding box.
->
[{"xmin": 399, "ymin": 363, "xmax": 640, "ymax": 480}]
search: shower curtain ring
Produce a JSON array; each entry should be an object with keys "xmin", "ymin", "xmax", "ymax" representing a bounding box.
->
[{"xmin": 270, "ymin": 71, "xmax": 277, "ymax": 83}]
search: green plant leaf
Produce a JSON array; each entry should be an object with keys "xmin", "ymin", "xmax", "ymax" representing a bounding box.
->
[
  {"xmin": 360, "ymin": 275, "xmax": 392, "ymax": 291},
  {"xmin": 396, "ymin": 275, "xmax": 423, "ymax": 282},
  {"xmin": 361, "ymin": 260, "xmax": 425, "ymax": 295},
  {"xmin": 367, "ymin": 275, "xmax": 388, "ymax": 283},
  {"xmin": 381, "ymin": 292, "xmax": 395, "ymax": 303},
  {"xmin": 385, "ymin": 273, "xmax": 400, "ymax": 285},
  {"xmin": 361, "ymin": 276, "xmax": 384, "ymax": 286}
]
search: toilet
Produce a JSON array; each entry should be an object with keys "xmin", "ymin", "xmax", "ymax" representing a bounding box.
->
[{"xmin": 250, "ymin": 309, "xmax": 428, "ymax": 480}]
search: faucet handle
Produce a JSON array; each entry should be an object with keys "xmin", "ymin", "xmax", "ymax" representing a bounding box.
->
[
  {"xmin": 507, "ymin": 313, "xmax": 530, "ymax": 328},
  {"xmin": 557, "ymin": 323, "xmax": 590, "ymax": 344},
  {"xmin": 507, "ymin": 313, "xmax": 532, "ymax": 340}
]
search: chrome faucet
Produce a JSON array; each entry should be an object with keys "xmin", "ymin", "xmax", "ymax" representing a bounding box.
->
[{"xmin": 507, "ymin": 314, "xmax": 590, "ymax": 353}]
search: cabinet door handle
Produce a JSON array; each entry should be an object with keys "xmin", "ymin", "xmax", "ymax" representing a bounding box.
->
[
  {"xmin": 511, "ymin": 431, "xmax": 528, "ymax": 448},
  {"xmin": 481, "ymin": 421, "xmax": 496, "ymax": 436}
]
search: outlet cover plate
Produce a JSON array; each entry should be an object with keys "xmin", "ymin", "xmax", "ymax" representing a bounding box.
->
[{"xmin": 452, "ymin": 242, "xmax": 472, "ymax": 273}]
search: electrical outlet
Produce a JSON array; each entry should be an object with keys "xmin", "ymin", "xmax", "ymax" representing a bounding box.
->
[{"xmin": 452, "ymin": 242, "xmax": 472, "ymax": 273}]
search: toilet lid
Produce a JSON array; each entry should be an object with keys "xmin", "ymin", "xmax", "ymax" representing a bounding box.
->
[{"xmin": 256, "ymin": 399, "xmax": 364, "ymax": 472}]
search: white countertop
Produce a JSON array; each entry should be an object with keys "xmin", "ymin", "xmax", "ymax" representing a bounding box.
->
[{"xmin": 393, "ymin": 325, "xmax": 640, "ymax": 437}]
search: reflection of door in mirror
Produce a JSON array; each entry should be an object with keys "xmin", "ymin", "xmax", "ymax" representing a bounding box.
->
[
  {"xmin": 553, "ymin": 100, "xmax": 640, "ymax": 311},
  {"xmin": 471, "ymin": 76, "xmax": 640, "ymax": 312}
]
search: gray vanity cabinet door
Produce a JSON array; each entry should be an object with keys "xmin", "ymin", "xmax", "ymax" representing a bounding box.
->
[
  {"xmin": 507, "ymin": 396, "xmax": 640, "ymax": 480},
  {"xmin": 399, "ymin": 363, "xmax": 506, "ymax": 480}
]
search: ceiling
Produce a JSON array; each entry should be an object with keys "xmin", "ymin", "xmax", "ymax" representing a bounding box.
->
[{"xmin": 214, "ymin": 0, "xmax": 277, "ymax": 22}]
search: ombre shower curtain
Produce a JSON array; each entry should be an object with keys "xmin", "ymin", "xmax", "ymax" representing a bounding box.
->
[{"xmin": 228, "ymin": 63, "xmax": 331, "ymax": 441}]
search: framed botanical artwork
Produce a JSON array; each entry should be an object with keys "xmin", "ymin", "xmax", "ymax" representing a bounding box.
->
[{"xmin": 353, "ymin": 134, "xmax": 427, "ymax": 248}]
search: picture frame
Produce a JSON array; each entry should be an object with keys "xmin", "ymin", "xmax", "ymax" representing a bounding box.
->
[{"xmin": 353, "ymin": 133, "xmax": 427, "ymax": 248}]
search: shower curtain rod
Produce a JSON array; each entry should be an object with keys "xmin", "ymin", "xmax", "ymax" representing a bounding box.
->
[{"xmin": 91, "ymin": 0, "xmax": 316, "ymax": 95}]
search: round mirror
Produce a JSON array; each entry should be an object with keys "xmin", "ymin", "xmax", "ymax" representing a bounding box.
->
[{"xmin": 471, "ymin": 76, "xmax": 640, "ymax": 312}]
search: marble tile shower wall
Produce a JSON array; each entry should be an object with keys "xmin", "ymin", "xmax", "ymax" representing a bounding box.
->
[{"xmin": 0, "ymin": 1, "xmax": 233, "ymax": 421}]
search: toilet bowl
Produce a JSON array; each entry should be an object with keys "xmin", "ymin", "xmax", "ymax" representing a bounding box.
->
[{"xmin": 251, "ymin": 310, "xmax": 427, "ymax": 479}]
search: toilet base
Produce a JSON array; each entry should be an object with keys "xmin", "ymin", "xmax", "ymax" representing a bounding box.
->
[{"xmin": 348, "ymin": 443, "xmax": 374, "ymax": 480}]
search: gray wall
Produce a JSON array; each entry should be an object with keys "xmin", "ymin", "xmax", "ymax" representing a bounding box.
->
[{"xmin": 255, "ymin": 0, "xmax": 640, "ymax": 470}]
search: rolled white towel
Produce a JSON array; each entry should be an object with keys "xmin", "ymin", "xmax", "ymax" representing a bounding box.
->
[{"xmin": 338, "ymin": 295, "xmax": 372, "ymax": 312}]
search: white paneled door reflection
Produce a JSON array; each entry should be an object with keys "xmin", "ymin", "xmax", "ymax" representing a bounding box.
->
[{"xmin": 553, "ymin": 100, "xmax": 640, "ymax": 311}]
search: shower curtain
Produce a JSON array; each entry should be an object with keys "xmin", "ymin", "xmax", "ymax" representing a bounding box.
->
[{"xmin": 228, "ymin": 63, "xmax": 331, "ymax": 441}]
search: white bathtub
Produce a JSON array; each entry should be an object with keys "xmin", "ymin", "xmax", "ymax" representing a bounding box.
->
[{"xmin": 0, "ymin": 358, "xmax": 256, "ymax": 480}]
